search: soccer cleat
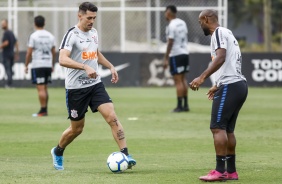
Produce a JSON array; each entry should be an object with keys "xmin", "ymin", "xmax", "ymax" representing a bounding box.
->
[
  {"xmin": 223, "ymin": 171, "xmax": 239, "ymax": 180},
  {"xmin": 199, "ymin": 170, "xmax": 226, "ymax": 181},
  {"xmin": 183, "ymin": 107, "xmax": 190, "ymax": 112},
  {"xmin": 171, "ymin": 107, "xmax": 183, "ymax": 113},
  {"xmin": 127, "ymin": 155, "xmax": 136, "ymax": 169},
  {"xmin": 51, "ymin": 147, "xmax": 64, "ymax": 170},
  {"xmin": 32, "ymin": 112, "xmax": 47, "ymax": 117}
]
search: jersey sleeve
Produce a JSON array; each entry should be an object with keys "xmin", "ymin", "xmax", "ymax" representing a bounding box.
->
[
  {"xmin": 59, "ymin": 27, "xmax": 75, "ymax": 51},
  {"xmin": 27, "ymin": 34, "xmax": 34, "ymax": 48},
  {"xmin": 2, "ymin": 31, "xmax": 9, "ymax": 42},
  {"xmin": 167, "ymin": 24, "xmax": 175, "ymax": 39},
  {"xmin": 214, "ymin": 28, "xmax": 227, "ymax": 50},
  {"xmin": 52, "ymin": 35, "xmax": 56, "ymax": 48}
]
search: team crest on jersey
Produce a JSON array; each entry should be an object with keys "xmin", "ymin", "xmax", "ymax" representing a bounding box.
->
[
  {"xmin": 71, "ymin": 109, "xmax": 78, "ymax": 118},
  {"xmin": 92, "ymin": 36, "xmax": 98, "ymax": 44}
]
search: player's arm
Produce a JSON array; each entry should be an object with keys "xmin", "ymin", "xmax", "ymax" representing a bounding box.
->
[
  {"xmin": 0, "ymin": 40, "xmax": 9, "ymax": 49},
  {"xmin": 24, "ymin": 47, "xmax": 33, "ymax": 73},
  {"xmin": 97, "ymin": 50, "xmax": 118, "ymax": 83},
  {"xmin": 51, "ymin": 46, "xmax": 56, "ymax": 71},
  {"xmin": 163, "ymin": 38, "xmax": 174, "ymax": 69},
  {"xmin": 59, "ymin": 49, "xmax": 97, "ymax": 79},
  {"xmin": 189, "ymin": 48, "xmax": 226, "ymax": 91},
  {"xmin": 14, "ymin": 41, "xmax": 19, "ymax": 61}
]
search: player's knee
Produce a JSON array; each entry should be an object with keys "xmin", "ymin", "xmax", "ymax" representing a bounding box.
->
[
  {"xmin": 72, "ymin": 126, "xmax": 84, "ymax": 135},
  {"xmin": 211, "ymin": 128, "xmax": 226, "ymax": 135},
  {"xmin": 105, "ymin": 112, "xmax": 118, "ymax": 126}
]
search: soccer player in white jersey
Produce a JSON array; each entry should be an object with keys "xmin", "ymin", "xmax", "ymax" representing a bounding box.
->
[
  {"xmin": 25, "ymin": 15, "xmax": 55, "ymax": 117},
  {"xmin": 50, "ymin": 2, "xmax": 136, "ymax": 170},
  {"xmin": 164, "ymin": 5, "xmax": 190, "ymax": 112},
  {"xmin": 189, "ymin": 9, "xmax": 248, "ymax": 181}
]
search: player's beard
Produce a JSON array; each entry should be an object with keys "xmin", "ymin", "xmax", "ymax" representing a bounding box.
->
[{"xmin": 202, "ymin": 27, "xmax": 210, "ymax": 36}]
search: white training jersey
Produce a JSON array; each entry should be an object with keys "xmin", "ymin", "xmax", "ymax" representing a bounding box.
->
[
  {"xmin": 28, "ymin": 30, "xmax": 55, "ymax": 68},
  {"xmin": 210, "ymin": 27, "xmax": 246, "ymax": 87},
  {"xmin": 166, "ymin": 18, "xmax": 189, "ymax": 57},
  {"xmin": 59, "ymin": 25, "xmax": 101, "ymax": 89}
]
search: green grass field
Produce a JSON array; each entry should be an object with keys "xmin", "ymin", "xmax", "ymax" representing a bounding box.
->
[{"xmin": 0, "ymin": 87, "xmax": 281, "ymax": 184}]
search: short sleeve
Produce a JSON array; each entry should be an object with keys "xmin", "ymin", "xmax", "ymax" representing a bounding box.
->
[
  {"xmin": 167, "ymin": 24, "xmax": 175, "ymax": 39},
  {"xmin": 27, "ymin": 35, "xmax": 34, "ymax": 48},
  {"xmin": 59, "ymin": 27, "xmax": 75, "ymax": 51},
  {"xmin": 52, "ymin": 35, "xmax": 56, "ymax": 48},
  {"xmin": 2, "ymin": 31, "xmax": 9, "ymax": 42},
  {"xmin": 214, "ymin": 28, "xmax": 227, "ymax": 50}
]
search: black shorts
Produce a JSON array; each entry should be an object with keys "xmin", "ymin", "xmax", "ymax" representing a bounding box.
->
[
  {"xmin": 31, "ymin": 68, "xmax": 52, "ymax": 85},
  {"xmin": 210, "ymin": 80, "xmax": 248, "ymax": 133},
  {"xmin": 169, "ymin": 54, "xmax": 189, "ymax": 75},
  {"xmin": 66, "ymin": 82, "xmax": 112, "ymax": 121}
]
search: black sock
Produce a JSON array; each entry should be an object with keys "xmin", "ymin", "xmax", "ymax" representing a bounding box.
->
[
  {"xmin": 120, "ymin": 147, "xmax": 128, "ymax": 156},
  {"xmin": 39, "ymin": 107, "xmax": 47, "ymax": 113},
  {"xmin": 183, "ymin": 96, "xmax": 188, "ymax": 108},
  {"xmin": 177, "ymin": 97, "xmax": 182, "ymax": 109},
  {"xmin": 226, "ymin": 154, "xmax": 236, "ymax": 173},
  {"xmin": 54, "ymin": 145, "xmax": 65, "ymax": 156},
  {"xmin": 215, "ymin": 155, "xmax": 226, "ymax": 173}
]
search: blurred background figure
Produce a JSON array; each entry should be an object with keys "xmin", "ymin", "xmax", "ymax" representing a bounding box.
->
[
  {"xmin": 163, "ymin": 5, "xmax": 190, "ymax": 113},
  {"xmin": 1, "ymin": 19, "xmax": 19, "ymax": 88},
  {"xmin": 25, "ymin": 15, "xmax": 56, "ymax": 117}
]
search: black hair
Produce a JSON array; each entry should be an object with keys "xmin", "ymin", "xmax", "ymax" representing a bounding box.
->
[
  {"xmin": 79, "ymin": 2, "xmax": 98, "ymax": 13},
  {"xmin": 166, "ymin": 5, "xmax": 177, "ymax": 14},
  {"xmin": 34, "ymin": 15, "xmax": 45, "ymax": 27}
]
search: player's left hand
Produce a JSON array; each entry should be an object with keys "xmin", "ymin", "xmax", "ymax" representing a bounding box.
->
[
  {"xmin": 189, "ymin": 77, "xmax": 204, "ymax": 91},
  {"xmin": 14, "ymin": 53, "xmax": 19, "ymax": 62},
  {"xmin": 110, "ymin": 67, "xmax": 119, "ymax": 84},
  {"xmin": 206, "ymin": 85, "xmax": 218, "ymax": 100}
]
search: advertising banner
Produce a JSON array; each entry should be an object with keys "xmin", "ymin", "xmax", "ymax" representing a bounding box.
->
[{"xmin": 0, "ymin": 52, "xmax": 281, "ymax": 87}]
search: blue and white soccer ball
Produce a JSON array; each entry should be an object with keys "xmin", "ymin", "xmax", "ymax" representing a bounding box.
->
[{"xmin": 107, "ymin": 152, "xmax": 129, "ymax": 173}]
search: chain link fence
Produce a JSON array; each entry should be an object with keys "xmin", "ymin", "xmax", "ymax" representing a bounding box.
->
[{"xmin": 0, "ymin": 0, "xmax": 227, "ymax": 52}]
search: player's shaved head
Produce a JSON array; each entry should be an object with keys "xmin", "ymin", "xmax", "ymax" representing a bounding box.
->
[
  {"xmin": 79, "ymin": 2, "xmax": 98, "ymax": 14},
  {"xmin": 198, "ymin": 9, "xmax": 219, "ymax": 36},
  {"xmin": 199, "ymin": 9, "xmax": 218, "ymax": 23}
]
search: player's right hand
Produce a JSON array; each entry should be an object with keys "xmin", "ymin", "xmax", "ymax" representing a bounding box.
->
[
  {"xmin": 84, "ymin": 64, "xmax": 98, "ymax": 79},
  {"xmin": 24, "ymin": 66, "xmax": 28, "ymax": 74}
]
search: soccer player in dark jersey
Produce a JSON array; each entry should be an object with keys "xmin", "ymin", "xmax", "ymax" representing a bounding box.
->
[
  {"xmin": 1, "ymin": 19, "xmax": 19, "ymax": 88},
  {"xmin": 189, "ymin": 9, "xmax": 248, "ymax": 181},
  {"xmin": 50, "ymin": 2, "xmax": 136, "ymax": 170}
]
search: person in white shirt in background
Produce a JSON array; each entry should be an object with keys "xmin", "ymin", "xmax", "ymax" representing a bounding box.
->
[
  {"xmin": 25, "ymin": 15, "xmax": 56, "ymax": 117},
  {"xmin": 163, "ymin": 5, "xmax": 190, "ymax": 113}
]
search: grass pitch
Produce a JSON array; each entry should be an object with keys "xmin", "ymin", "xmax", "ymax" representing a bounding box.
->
[{"xmin": 0, "ymin": 87, "xmax": 281, "ymax": 184}]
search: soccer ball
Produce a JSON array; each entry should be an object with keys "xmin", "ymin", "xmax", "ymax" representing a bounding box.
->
[{"xmin": 107, "ymin": 152, "xmax": 129, "ymax": 173}]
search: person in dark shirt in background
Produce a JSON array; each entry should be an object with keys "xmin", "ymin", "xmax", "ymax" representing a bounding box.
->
[{"xmin": 1, "ymin": 19, "xmax": 19, "ymax": 88}]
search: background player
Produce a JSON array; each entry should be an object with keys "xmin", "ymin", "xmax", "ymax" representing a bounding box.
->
[
  {"xmin": 163, "ymin": 5, "xmax": 190, "ymax": 112},
  {"xmin": 189, "ymin": 9, "xmax": 248, "ymax": 181},
  {"xmin": 50, "ymin": 2, "xmax": 136, "ymax": 170},
  {"xmin": 1, "ymin": 19, "xmax": 19, "ymax": 88},
  {"xmin": 25, "ymin": 15, "xmax": 56, "ymax": 117}
]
